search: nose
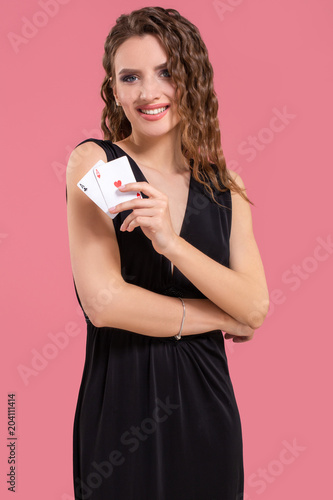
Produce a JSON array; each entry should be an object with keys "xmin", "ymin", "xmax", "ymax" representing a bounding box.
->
[{"xmin": 139, "ymin": 75, "xmax": 162, "ymax": 101}]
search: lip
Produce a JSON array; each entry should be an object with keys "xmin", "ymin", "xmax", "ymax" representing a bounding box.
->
[
  {"xmin": 136, "ymin": 103, "xmax": 170, "ymax": 110},
  {"xmin": 136, "ymin": 104, "xmax": 170, "ymax": 121}
]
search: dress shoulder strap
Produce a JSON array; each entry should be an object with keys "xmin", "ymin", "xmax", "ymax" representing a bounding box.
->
[{"xmin": 75, "ymin": 138, "xmax": 117, "ymax": 162}]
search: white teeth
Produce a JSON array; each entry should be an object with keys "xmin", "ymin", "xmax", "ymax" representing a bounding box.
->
[{"xmin": 140, "ymin": 106, "xmax": 168, "ymax": 115}]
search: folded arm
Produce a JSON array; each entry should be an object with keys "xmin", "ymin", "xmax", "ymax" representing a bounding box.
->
[
  {"xmin": 66, "ymin": 142, "xmax": 254, "ymax": 339},
  {"xmin": 109, "ymin": 173, "xmax": 270, "ymax": 329}
]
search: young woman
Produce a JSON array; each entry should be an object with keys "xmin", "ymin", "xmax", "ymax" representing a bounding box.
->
[{"xmin": 66, "ymin": 6, "xmax": 269, "ymax": 500}]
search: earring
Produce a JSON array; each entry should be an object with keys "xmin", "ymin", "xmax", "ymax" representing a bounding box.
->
[{"xmin": 115, "ymin": 100, "xmax": 121, "ymax": 107}]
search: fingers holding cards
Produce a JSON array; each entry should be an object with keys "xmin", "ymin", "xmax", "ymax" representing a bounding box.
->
[
  {"xmin": 93, "ymin": 157, "xmax": 142, "ymax": 217},
  {"xmin": 108, "ymin": 181, "xmax": 177, "ymax": 254},
  {"xmin": 77, "ymin": 157, "xmax": 177, "ymax": 254},
  {"xmin": 77, "ymin": 156, "xmax": 142, "ymax": 219},
  {"xmin": 107, "ymin": 182, "xmax": 168, "ymax": 231}
]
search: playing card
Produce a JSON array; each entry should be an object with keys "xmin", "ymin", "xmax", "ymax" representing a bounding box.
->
[
  {"xmin": 76, "ymin": 160, "xmax": 113, "ymax": 219},
  {"xmin": 93, "ymin": 156, "xmax": 142, "ymax": 218}
]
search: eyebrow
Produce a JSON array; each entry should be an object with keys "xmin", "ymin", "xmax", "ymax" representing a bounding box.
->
[{"xmin": 118, "ymin": 62, "xmax": 168, "ymax": 76}]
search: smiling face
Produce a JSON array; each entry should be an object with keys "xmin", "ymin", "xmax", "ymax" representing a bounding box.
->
[{"xmin": 112, "ymin": 35, "xmax": 181, "ymax": 140}]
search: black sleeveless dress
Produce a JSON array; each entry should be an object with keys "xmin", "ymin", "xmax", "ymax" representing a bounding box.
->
[{"xmin": 69, "ymin": 139, "xmax": 244, "ymax": 500}]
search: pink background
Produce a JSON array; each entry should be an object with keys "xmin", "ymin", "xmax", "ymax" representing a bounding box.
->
[{"xmin": 1, "ymin": 0, "xmax": 332, "ymax": 498}]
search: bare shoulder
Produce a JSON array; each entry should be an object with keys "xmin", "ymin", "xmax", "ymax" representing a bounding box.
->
[
  {"xmin": 226, "ymin": 166, "xmax": 265, "ymax": 282},
  {"xmin": 226, "ymin": 168, "xmax": 246, "ymax": 192},
  {"xmin": 66, "ymin": 140, "xmax": 108, "ymax": 186},
  {"xmin": 227, "ymin": 168, "xmax": 251, "ymax": 211},
  {"xmin": 226, "ymin": 168, "xmax": 254, "ymax": 246}
]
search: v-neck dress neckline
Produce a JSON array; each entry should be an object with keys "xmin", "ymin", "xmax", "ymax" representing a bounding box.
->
[
  {"xmin": 111, "ymin": 142, "xmax": 192, "ymax": 242},
  {"xmin": 70, "ymin": 137, "xmax": 232, "ymax": 299}
]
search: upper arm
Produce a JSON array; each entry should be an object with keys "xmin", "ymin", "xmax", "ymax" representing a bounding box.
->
[
  {"xmin": 228, "ymin": 170, "xmax": 269, "ymax": 297},
  {"xmin": 66, "ymin": 141, "xmax": 124, "ymax": 326}
]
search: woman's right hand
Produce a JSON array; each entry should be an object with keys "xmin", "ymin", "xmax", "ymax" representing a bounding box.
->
[{"xmin": 108, "ymin": 181, "xmax": 180, "ymax": 256}]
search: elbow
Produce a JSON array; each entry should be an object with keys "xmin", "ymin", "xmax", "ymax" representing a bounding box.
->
[
  {"xmin": 81, "ymin": 279, "xmax": 128, "ymax": 329},
  {"xmin": 248, "ymin": 314, "xmax": 266, "ymax": 330},
  {"xmin": 78, "ymin": 299, "xmax": 110, "ymax": 329},
  {"xmin": 82, "ymin": 306, "xmax": 106, "ymax": 329},
  {"xmin": 89, "ymin": 313, "xmax": 104, "ymax": 329},
  {"xmin": 90, "ymin": 280, "xmax": 126, "ymax": 328},
  {"xmin": 91, "ymin": 304, "xmax": 117, "ymax": 329},
  {"xmin": 92, "ymin": 303, "xmax": 118, "ymax": 329},
  {"xmin": 247, "ymin": 295, "xmax": 270, "ymax": 330}
]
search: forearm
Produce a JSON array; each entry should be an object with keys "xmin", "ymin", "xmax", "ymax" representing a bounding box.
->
[
  {"xmin": 81, "ymin": 278, "xmax": 235, "ymax": 337},
  {"xmin": 164, "ymin": 237, "xmax": 269, "ymax": 329}
]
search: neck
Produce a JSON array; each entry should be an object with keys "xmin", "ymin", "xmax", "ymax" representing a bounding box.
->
[{"xmin": 123, "ymin": 128, "xmax": 188, "ymax": 174}]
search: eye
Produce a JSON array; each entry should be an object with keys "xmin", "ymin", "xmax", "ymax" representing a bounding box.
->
[
  {"xmin": 160, "ymin": 69, "xmax": 171, "ymax": 78},
  {"xmin": 121, "ymin": 75, "xmax": 138, "ymax": 83}
]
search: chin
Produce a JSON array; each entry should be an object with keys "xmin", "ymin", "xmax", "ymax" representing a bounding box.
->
[{"xmin": 136, "ymin": 121, "xmax": 181, "ymax": 137}]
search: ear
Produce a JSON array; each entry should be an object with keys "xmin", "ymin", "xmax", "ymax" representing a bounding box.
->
[{"xmin": 109, "ymin": 77, "xmax": 118, "ymax": 98}]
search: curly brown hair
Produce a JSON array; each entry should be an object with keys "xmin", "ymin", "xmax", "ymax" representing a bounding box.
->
[{"xmin": 100, "ymin": 6, "xmax": 253, "ymax": 206}]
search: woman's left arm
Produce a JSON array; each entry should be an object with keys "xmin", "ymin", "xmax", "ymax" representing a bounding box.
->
[
  {"xmin": 166, "ymin": 172, "xmax": 269, "ymax": 329},
  {"xmin": 110, "ymin": 171, "xmax": 269, "ymax": 329}
]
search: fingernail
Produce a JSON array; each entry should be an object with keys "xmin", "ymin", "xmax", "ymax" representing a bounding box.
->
[{"xmin": 108, "ymin": 206, "xmax": 116, "ymax": 212}]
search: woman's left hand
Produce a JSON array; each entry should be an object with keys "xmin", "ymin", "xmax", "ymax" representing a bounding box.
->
[{"xmin": 108, "ymin": 181, "xmax": 179, "ymax": 255}]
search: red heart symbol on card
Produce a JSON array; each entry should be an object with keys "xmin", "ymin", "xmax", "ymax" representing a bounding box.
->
[
  {"xmin": 137, "ymin": 193, "xmax": 140, "ymax": 197},
  {"xmin": 114, "ymin": 180, "xmax": 122, "ymax": 188},
  {"xmin": 96, "ymin": 169, "xmax": 100, "ymax": 179}
]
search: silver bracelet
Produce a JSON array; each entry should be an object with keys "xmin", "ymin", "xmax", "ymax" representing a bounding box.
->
[{"xmin": 174, "ymin": 297, "xmax": 186, "ymax": 340}]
